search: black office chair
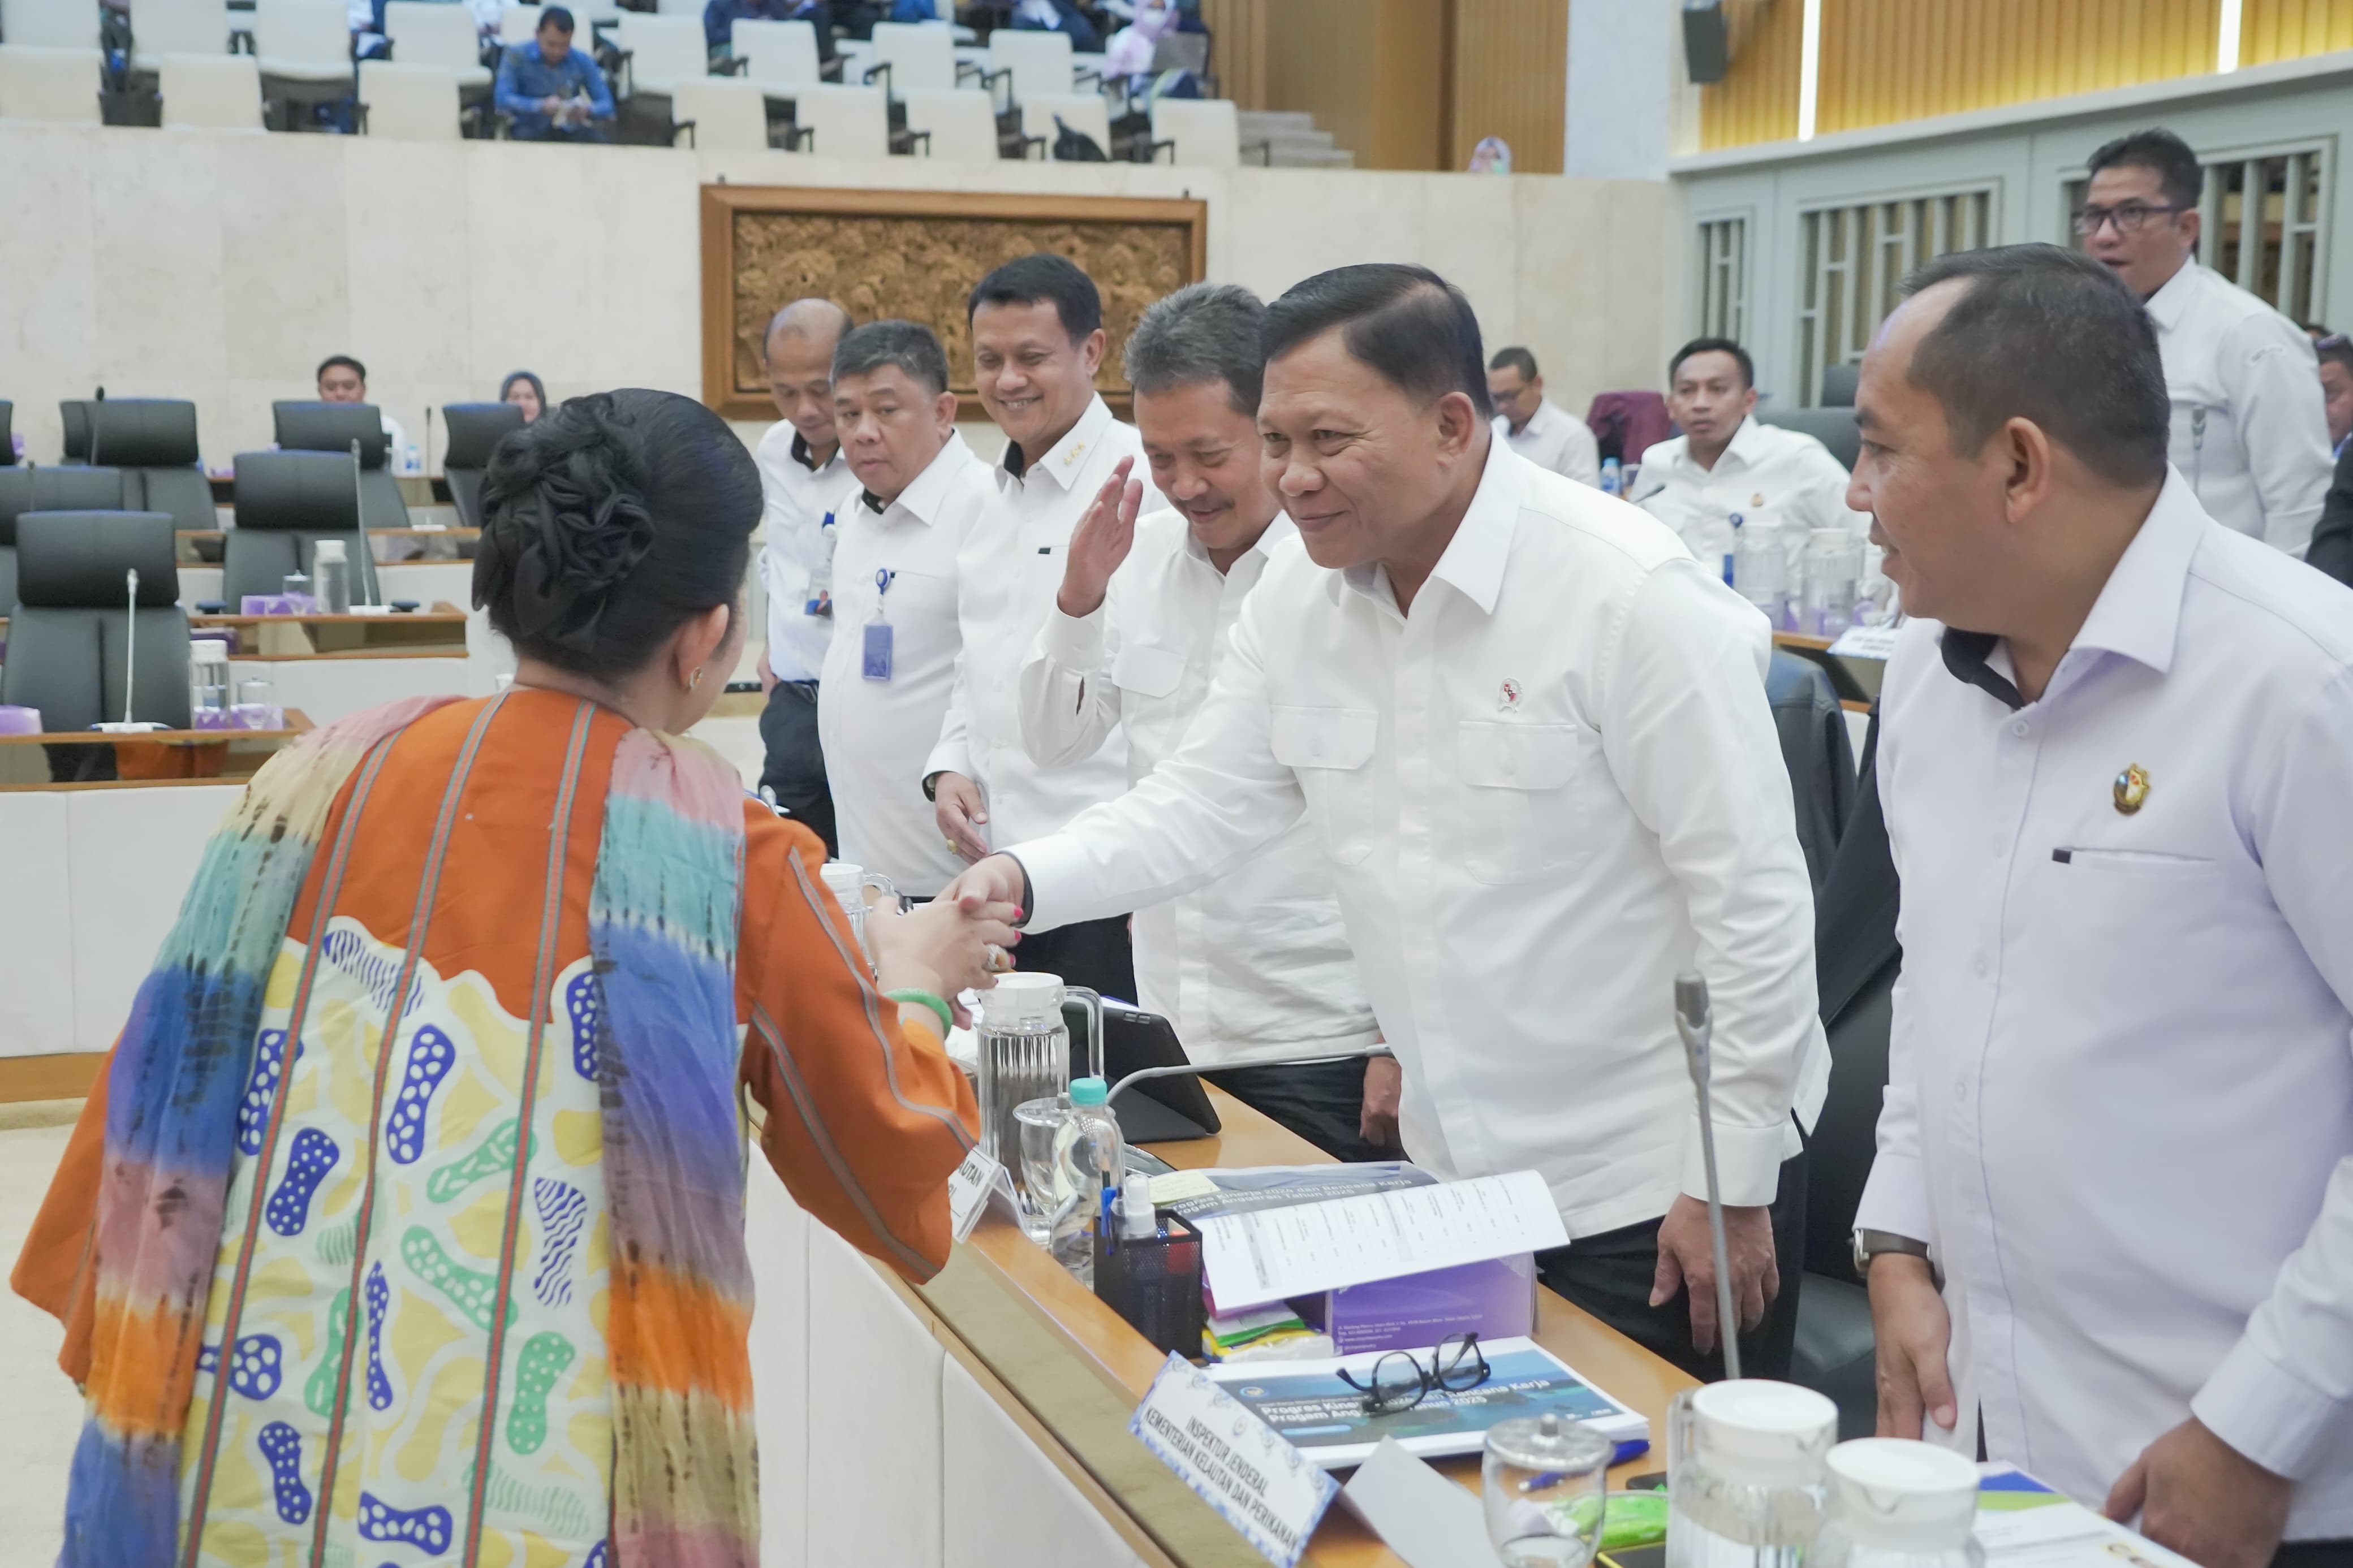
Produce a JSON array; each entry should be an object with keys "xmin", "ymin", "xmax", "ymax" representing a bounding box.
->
[
  {"xmin": 0, "ymin": 465, "xmax": 133, "ymax": 525},
  {"xmin": 85, "ymin": 399, "xmax": 218, "ymax": 536},
  {"xmin": 1787, "ymin": 724, "xmax": 1899, "ymax": 1440},
  {"xmin": 0, "ymin": 400, "xmax": 14, "ymax": 465},
  {"xmin": 226, "ymin": 450, "xmax": 381, "ymax": 606},
  {"xmin": 59, "ymin": 399, "xmax": 98, "ymax": 463},
  {"xmin": 1757, "ymin": 406, "xmax": 1861, "ymax": 473},
  {"xmin": 439, "ymin": 401, "xmax": 525, "ymax": 529},
  {"xmin": 1765, "ymin": 650, "xmax": 1856, "ymax": 890},
  {"xmin": 1, "ymin": 510, "xmax": 191, "ymax": 732},
  {"xmin": 1818, "ymin": 363, "xmax": 1860, "ymax": 408},
  {"xmin": 271, "ymin": 400, "xmax": 411, "ymax": 530}
]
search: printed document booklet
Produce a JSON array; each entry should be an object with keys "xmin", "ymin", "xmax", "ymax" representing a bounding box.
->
[
  {"xmin": 1204, "ymin": 1336, "xmax": 1647, "ymax": 1468},
  {"xmin": 1975, "ymin": 1466, "xmax": 2199, "ymax": 1568}
]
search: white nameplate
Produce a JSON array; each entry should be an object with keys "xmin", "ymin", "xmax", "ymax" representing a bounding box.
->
[
  {"xmin": 946, "ymin": 1146, "xmax": 1011, "ymax": 1243},
  {"xmin": 1827, "ymin": 623, "xmax": 1901, "ymax": 660},
  {"xmin": 1130, "ymin": 1353, "xmax": 1338, "ymax": 1568},
  {"xmin": 1197, "ymin": 1169, "xmax": 1568, "ymax": 1311}
]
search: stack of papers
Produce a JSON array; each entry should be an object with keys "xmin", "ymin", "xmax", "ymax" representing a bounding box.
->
[{"xmin": 1975, "ymin": 1466, "xmax": 2199, "ymax": 1568}]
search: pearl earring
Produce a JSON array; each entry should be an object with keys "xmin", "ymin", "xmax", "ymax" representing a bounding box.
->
[{"xmin": 690, "ymin": 668, "xmax": 704, "ymax": 689}]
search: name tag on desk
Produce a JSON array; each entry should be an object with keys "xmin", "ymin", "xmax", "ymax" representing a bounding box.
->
[
  {"xmin": 946, "ymin": 1146, "xmax": 1014, "ymax": 1243},
  {"xmin": 1130, "ymin": 1353, "xmax": 1338, "ymax": 1568}
]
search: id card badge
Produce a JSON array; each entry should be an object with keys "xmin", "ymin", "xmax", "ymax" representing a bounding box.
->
[
  {"xmin": 804, "ymin": 512, "xmax": 837, "ymax": 617},
  {"xmin": 861, "ymin": 568, "xmax": 895, "ymax": 681}
]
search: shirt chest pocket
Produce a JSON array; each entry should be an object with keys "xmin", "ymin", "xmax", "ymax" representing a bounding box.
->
[
  {"xmin": 881, "ymin": 568, "xmax": 955, "ymax": 616},
  {"xmin": 1456, "ymin": 720, "xmax": 1596, "ymax": 884},
  {"xmin": 1269, "ymin": 705, "xmax": 1381, "ymax": 866},
  {"xmin": 1111, "ymin": 643, "xmax": 1188, "ymax": 700}
]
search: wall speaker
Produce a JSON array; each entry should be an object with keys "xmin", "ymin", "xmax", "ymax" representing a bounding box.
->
[{"xmin": 1684, "ymin": 0, "xmax": 1730, "ymax": 84}]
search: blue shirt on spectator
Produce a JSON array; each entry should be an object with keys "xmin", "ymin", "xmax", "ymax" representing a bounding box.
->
[
  {"xmin": 494, "ymin": 37, "xmax": 615, "ymax": 138},
  {"xmin": 704, "ymin": 0, "xmax": 818, "ymax": 49}
]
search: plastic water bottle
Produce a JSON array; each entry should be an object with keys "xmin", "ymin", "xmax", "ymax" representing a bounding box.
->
[
  {"xmin": 313, "ymin": 538, "xmax": 352, "ymax": 614},
  {"xmin": 1735, "ymin": 519, "xmax": 1789, "ymax": 629},
  {"xmin": 1600, "ymin": 457, "xmax": 1623, "ymax": 496},
  {"xmin": 1049, "ymin": 1076, "xmax": 1124, "ymax": 1287},
  {"xmin": 403, "ymin": 442, "xmax": 421, "ymax": 477}
]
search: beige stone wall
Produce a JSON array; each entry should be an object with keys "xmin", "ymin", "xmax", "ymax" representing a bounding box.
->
[{"xmin": 0, "ymin": 124, "xmax": 1677, "ymax": 470}]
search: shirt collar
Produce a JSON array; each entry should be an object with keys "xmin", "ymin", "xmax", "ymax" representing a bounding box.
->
[
  {"xmin": 2063, "ymin": 468, "xmax": 2202, "ymax": 676},
  {"xmin": 883, "ymin": 433, "xmax": 973, "ymax": 528},
  {"xmin": 996, "ymin": 395, "xmax": 1113, "ymax": 493},
  {"xmin": 789, "ymin": 430, "xmax": 842, "ymax": 474},
  {"xmin": 1718, "ymin": 414, "xmax": 1772, "ymax": 469},
  {"xmin": 1339, "ymin": 436, "xmax": 1521, "ymax": 617},
  {"xmin": 1180, "ymin": 510, "xmax": 1296, "ymax": 569},
  {"xmin": 2141, "ymin": 257, "xmax": 2200, "ymax": 330},
  {"xmin": 1937, "ymin": 469, "xmax": 2202, "ymax": 707}
]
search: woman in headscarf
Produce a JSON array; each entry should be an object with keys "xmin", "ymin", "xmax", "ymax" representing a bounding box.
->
[
  {"xmin": 501, "ymin": 369, "xmax": 548, "ymax": 422},
  {"xmin": 15, "ymin": 388, "xmax": 1014, "ymax": 1568}
]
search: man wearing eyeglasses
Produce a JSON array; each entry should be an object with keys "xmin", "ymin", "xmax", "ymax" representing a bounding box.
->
[{"xmin": 2080, "ymin": 128, "xmax": 2332, "ymax": 556}]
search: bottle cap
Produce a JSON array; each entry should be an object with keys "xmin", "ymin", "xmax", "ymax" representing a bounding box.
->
[
  {"xmin": 1069, "ymin": 1075, "xmax": 1107, "ymax": 1106},
  {"xmin": 1825, "ymin": 1439, "xmax": 1981, "ymax": 1550},
  {"xmin": 1689, "ymin": 1380, "xmax": 1838, "ymax": 1486},
  {"xmin": 314, "ymin": 538, "xmax": 346, "ymax": 563}
]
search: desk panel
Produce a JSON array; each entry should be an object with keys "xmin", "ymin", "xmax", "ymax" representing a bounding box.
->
[
  {"xmin": 66, "ymin": 786, "xmax": 240, "ymax": 1053},
  {"xmin": 0, "ymin": 794, "xmax": 75, "ymax": 1057},
  {"xmin": 807, "ymin": 1226, "xmax": 947, "ymax": 1568},
  {"xmin": 229, "ymin": 655, "xmax": 475, "ymax": 722}
]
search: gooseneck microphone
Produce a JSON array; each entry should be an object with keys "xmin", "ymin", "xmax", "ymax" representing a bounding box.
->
[{"xmin": 1674, "ymin": 971, "xmax": 1742, "ymax": 1381}]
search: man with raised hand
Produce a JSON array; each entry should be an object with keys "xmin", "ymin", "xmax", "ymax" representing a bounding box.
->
[{"xmin": 1016, "ymin": 282, "xmax": 1386, "ymax": 1159}]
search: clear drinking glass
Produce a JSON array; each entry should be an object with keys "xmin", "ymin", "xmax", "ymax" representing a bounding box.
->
[
  {"xmin": 1014, "ymin": 1095, "xmax": 1074, "ymax": 1246},
  {"xmin": 233, "ymin": 675, "xmax": 278, "ymax": 731},
  {"xmin": 1485, "ymin": 1413, "xmax": 1614, "ymax": 1567}
]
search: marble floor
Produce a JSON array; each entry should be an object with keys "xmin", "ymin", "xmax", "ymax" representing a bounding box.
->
[{"xmin": 0, "ymin": 1102, "xmax": 92, "ymax": 1563}]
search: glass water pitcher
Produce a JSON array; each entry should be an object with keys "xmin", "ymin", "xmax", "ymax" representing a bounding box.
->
[{"xmin": 975, "ymin": 971, "xmax": 1104, "ymax": 1182}]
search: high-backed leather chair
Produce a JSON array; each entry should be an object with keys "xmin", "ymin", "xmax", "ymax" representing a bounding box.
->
[
  {"xmin": 59, "ymin": 398, "xmax": 97, "ymax": 463},
  {"xmin": 227, "ymin": 450, "xmax": 380, "ymax": 605},
  {"xmin": 271, "ymin": 400, "xmax": 410, "ymax": 530},
  {"xmin": 1, "ymin": 510, "xmax": 189, "ymax": 732},
  {"xmin": 1817, "ymin": 362, "xmax": 1861, "ymax": 408},
  {"xmin": 0, "ymin": 464, "xmax": 131, "ymax": 527},
  {"xmin": 1757, "ymin": 406, "xmax": 1861, "ymax": 473},
  {"xmin": 438, "ymin": 401, "xmax": 524, "ymax": 529},
  {"xmin": 85, "ymin": 399, "xmax": 217, "ymax": 533},
  {"xmin": 0, "ymin": 400, "xmax": 14, "ymax": 464}
]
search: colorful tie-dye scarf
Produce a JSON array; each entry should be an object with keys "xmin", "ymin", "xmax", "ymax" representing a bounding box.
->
[{"xmin": 58, "ymin": 697, "xmax": 760, "ymax": 1568}]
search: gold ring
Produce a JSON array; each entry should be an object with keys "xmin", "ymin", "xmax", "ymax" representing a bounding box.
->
[
  {"xmin": 985, "ymin": 945, "xmax": 1011, "ymax": 974},
  {"xmin": 945, "ymin": 837, "xmax": 961, "ymax": 854}
]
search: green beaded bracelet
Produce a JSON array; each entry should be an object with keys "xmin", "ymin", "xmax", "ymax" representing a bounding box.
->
[{"xmin": 885, "ymin": 988, "xmax": 955, "ymax": 1037}]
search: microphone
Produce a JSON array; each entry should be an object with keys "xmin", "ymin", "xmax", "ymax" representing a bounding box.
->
[
  {"xmin": 93, "ymin": 567, "xmax": 167, "ymax": 734},
  {"xmin": 1674, "ymin": 971, "xmax": 1743, "ymax": 1380}
]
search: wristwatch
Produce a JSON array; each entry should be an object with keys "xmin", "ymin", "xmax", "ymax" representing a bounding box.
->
[
  {"xmin": 922, "ymin": 771, "xmax": 943, "ymax": 802},
  {"xmin": 1853, "ymin": 1228, "xmax": 1935, "ymax": 1278}
]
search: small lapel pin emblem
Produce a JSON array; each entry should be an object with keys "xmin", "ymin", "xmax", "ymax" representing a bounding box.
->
[
  {"xmin": 2113, "ymin": 763, "xmax": 2150, "ymax": 815},
  {"xmin": 1750, "ymin": 492, "xmax": 1766, "ymax": 507},
  {"xmin": 1498, "ymin": 679, "xmax": 1522, "ymax": 711}
]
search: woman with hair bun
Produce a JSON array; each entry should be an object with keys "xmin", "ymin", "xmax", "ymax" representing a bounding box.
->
[{"xmin": 16, "ymin": 389, "xmax": 1014, "ymax": 1567}]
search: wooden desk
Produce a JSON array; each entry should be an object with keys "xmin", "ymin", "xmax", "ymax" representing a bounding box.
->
[
  {"xmin": 204, "ymin": 477, "xmax": 455, "ymax": 506},
  {"xmin": 0, "ymin": 711, "xmax": 312, "ymax": 789},
  {"xmin": 1773, "ymin": 628, "xmax": 1886, "ymax": 703},
  {"xmin": 881, "ymin": 1090, "xmax": 1693, "ymax": 1567},
  {"xmin": 174, "ymin": 527, "xmax": 479, "ymax": 566},
  {"xmin": 192, "ymin": 603, "xmax": 468, "ymax": 655}
]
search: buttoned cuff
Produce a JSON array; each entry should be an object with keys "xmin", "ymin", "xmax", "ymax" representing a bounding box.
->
[
  {"xmin": 999, "ymin": 834, "xmax": 1090, "ymax": 936},
  {"xmin": 1852, "ymin": 1150, "xmax": 1937, "ymax": 1251},
  {"xmin": 923, "ymin": 737, "xmax": 973, "ymax": 787},
  {"xmin": 1040, "ymin": 602, "xmax": 1110, "ymax": 669},
  {"xmin": 1682, "ymin": 1114, "xmax": 1791, "ymax": 1209},
  {"xmin": 2191, "ymin": 1333, "xmax": 2352, "ymax": 1482}
]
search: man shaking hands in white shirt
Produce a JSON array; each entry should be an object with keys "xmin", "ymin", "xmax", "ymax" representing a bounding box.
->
[
  {"xmin": 1854, "ymin": 244, "xmax": 2353, "ymax": 1566},
  {"xmin": 950, "ymin": 265, "xmax": 1828, "ymax": 1380}
]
